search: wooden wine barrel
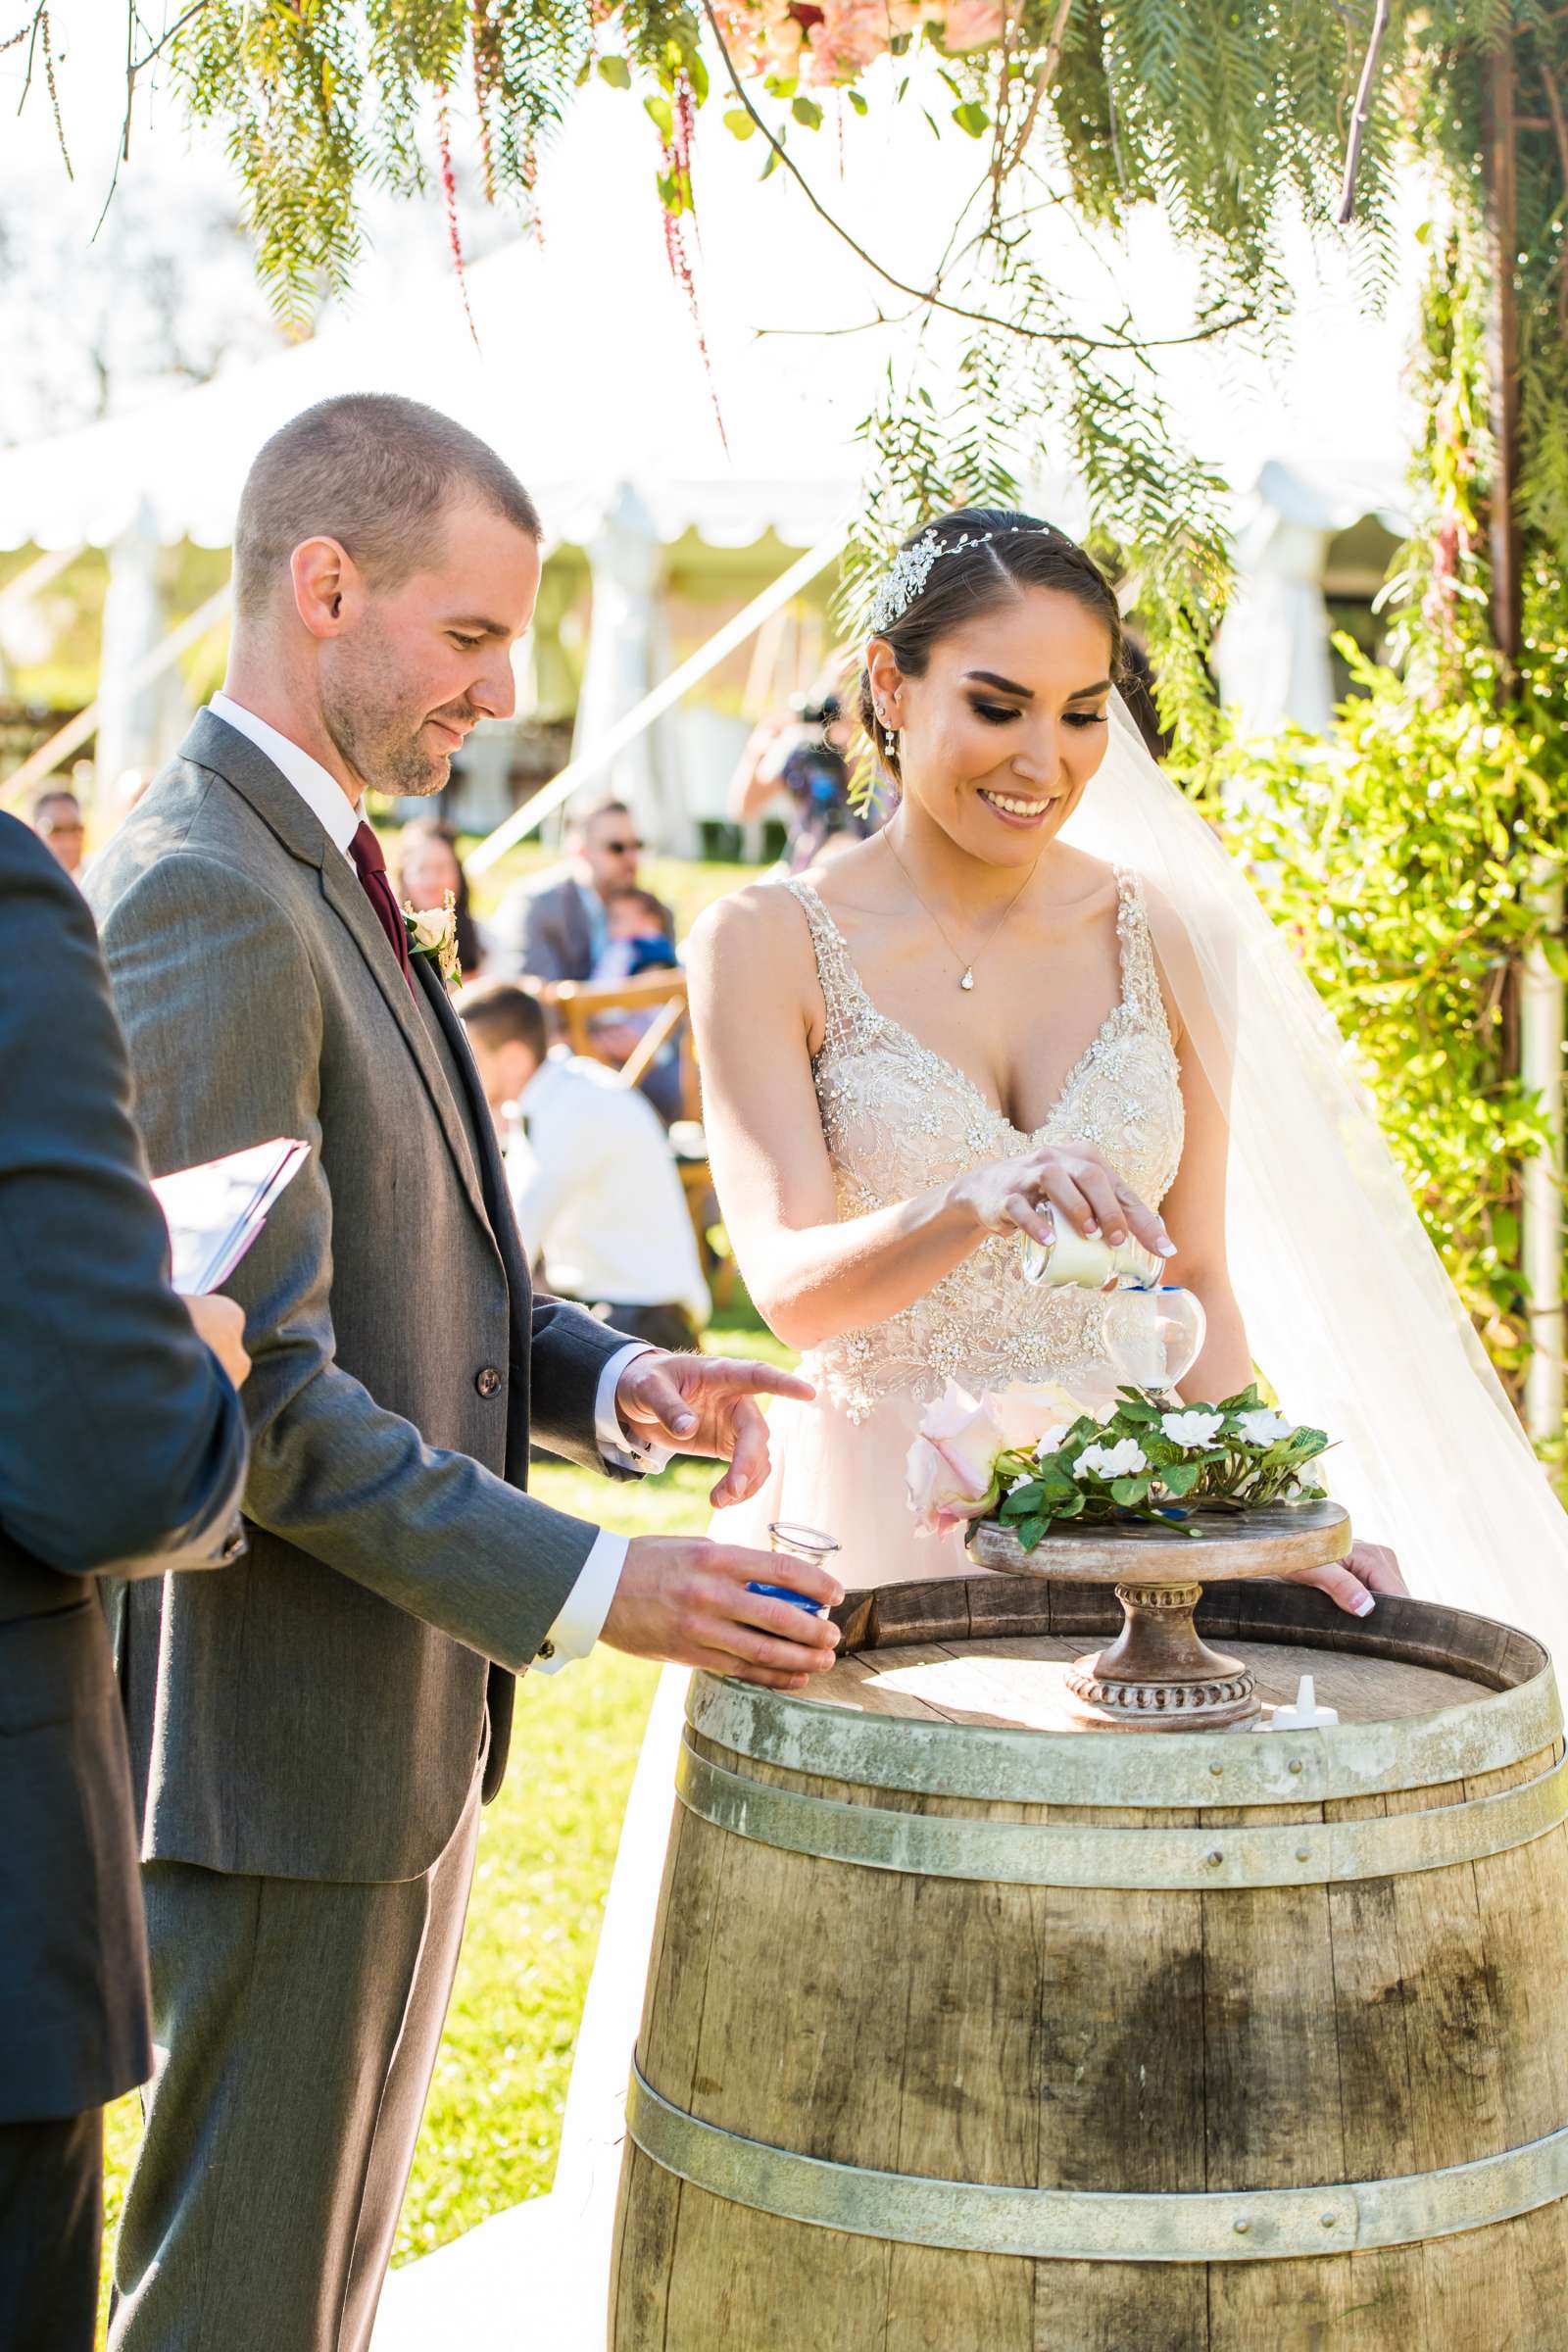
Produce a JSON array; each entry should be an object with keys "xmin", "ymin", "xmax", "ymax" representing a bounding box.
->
[{"xmin": 612, "ymin": 1576, "xmax": 1568, "ymax": 2351}]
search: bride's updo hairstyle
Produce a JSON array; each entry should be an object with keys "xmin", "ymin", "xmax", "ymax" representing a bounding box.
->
[{"xmin": 859, "ymin": 507, "xmax": 1123, "ymax": 783}]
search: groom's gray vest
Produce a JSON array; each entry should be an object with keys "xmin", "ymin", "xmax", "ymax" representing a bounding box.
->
[{"xmin": 88, "ymin": 710, "xmax": 631, "ymax": 1885}]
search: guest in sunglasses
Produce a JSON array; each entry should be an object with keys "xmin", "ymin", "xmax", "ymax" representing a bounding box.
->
[{"xmin": 484, "ymin": 797, "xmax": 672, "ymax": 986}]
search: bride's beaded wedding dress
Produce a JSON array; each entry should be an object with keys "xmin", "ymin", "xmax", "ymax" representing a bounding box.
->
[
  {"xmin": 718, "ymin": 865, "xmax": 1185, "ymax": 1583},
  {"xmin": 384, "ymin": 864, "xmax": 1185, "ymax": 2347}
]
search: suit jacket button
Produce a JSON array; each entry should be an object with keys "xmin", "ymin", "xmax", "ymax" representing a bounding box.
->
[
  {"xmin": 475, "ymin": 1366, "xmax": 503, "ymax": 1398},
  {"xmin": 537, "ymin": 1640, "xmax": 556, "ymax": 1661}
]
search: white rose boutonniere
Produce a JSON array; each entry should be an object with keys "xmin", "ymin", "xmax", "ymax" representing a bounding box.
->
[{"xmin": 403, "ymin": 891, "xmax": 462, "ymax": 991}]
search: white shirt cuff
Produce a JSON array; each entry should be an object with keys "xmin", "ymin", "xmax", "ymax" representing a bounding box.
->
[
  {"xmin": 532, "ymin": 1344, "xmax": 678, "ymax": 1676},
  {"xmin": 533, "ymin": 1529, "xmax": 626, "ymax": 1675},
  {"xmin": 594, "ymin": 1344, "xmax": 675, "ymax": 1476}
]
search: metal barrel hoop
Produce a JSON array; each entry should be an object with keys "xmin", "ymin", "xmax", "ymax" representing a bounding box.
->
[{"xmin": 626, "ymin": 2066, "xmax": 1568, "ymax": 2264}]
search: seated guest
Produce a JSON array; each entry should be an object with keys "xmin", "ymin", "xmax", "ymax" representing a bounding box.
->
[
  {"xmin": 584, "ymin": 885, "xmax": 684, "ymax": 1080},
  {"xmin": 395, "ymin": 816, "xmax": 484, "ymax": 980},
  {"xmin": 591, "ymin": 886, "xmax": 681, "ymax": 985},
  {"xmin": 484, "ymin": 796, "xmax": 672, "ymax": 983},
  {"xmin": 457, "ymin": 978, "xmax": 710, "ymax": 1353},
  {"xmin": 31, "ymin": 786, "xmax": 87, "ymax": 878},
  {"xmin": 0, "ymin": 810, "xmax": 251, "ymax": 2352}
]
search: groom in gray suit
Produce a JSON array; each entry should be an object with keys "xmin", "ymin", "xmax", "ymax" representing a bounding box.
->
[{"xmin": 88, "ymin": 393, "xmax": 839, "ymax": 2352}]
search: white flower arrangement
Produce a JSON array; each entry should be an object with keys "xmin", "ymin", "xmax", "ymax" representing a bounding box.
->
[{"xmin": 907, "ymin": 1379, "xmax": 1331, "ymax": 1548}]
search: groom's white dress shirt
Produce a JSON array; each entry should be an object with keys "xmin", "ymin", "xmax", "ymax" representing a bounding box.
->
[{"xmin": 207, "ymin": 693, "xmax": 656, "ymax": 1670}]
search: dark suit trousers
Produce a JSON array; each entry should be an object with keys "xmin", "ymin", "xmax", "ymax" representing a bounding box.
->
[
  {"xmin": 109, "ymin": 1771, "xmax": 482, "ymax": 2352},
  {"xmin": 0, "ymin": 2108, "xmax": 102, "ymax": 2352}
]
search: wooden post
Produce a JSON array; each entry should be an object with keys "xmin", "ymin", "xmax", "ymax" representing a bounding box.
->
[{"xmin": 1484, "ymin": 29, "xmax": 1522, "ymax": 674}]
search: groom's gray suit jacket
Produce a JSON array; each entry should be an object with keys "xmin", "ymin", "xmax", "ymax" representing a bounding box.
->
[{"xmin": 88, "ymin": 710, "xmax": 631, "ymax": 1886}]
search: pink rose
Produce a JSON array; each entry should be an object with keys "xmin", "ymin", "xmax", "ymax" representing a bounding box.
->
[
  {"xmin": 906, "ymin": 1381, "xmax": 1005, "ymax": 1538},
  {"xmin": 984, "ymin": 1380, "xmax": 1093, "ymax": 1456},
  {"xmin": 942, "ymin": 0, "xmax": 1004, "ymax": 51}
]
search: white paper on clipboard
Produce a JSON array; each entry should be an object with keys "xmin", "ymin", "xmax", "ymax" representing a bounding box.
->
[{"xmin": 152, "ymin": 1138, "xmax": 309, "ymax": 1296}]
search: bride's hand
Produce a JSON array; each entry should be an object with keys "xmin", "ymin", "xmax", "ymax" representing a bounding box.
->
[
  {"xmin": 1280, "ymin": 1539, "xmax": 1407, "ymax": 1617},
  {"xmin": 951, "ymin": 1140, "xmax": 1174, "ymax": 1259}
]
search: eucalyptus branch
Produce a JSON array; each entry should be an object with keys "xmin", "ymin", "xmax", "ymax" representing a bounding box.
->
[
  {"xmin": 1002, "ymin": 0, "xmax": 1072, "ymax": 176},
  {"xmin": 1336, "ymin": 0, "xmax": 1393, "ymax": 223}
]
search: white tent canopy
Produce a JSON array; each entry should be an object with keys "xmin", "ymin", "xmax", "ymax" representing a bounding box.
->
[{"xmin": 0, "ymin": 77, "xmax": 1425, "ymax": 795}]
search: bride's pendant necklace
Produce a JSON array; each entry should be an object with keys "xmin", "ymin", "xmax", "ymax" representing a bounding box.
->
[{"xmin": 883, "ymin": 830, "xmax": 1041, "ymax": 992}]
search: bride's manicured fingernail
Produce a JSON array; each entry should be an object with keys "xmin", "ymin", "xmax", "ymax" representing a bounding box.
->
[
  {"xmin": 1108, "ymin": 1229, "xmax": 1126, "ymax": 1245},
  {"xmin": 1352, "ymin": 1591, "xmax": 1376, "ymax": 1616},
  {"xmin": 1084, "ymin": 1222, "xmax": 1101, "ymax": 1238},
  {"xmin": 1156, "ymin": 1238, "xmax": 1178, "ymax": 1257}
]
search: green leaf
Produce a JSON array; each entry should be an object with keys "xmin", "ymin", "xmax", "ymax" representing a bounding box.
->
[
  {"xmin": 597, "ymin": 55, "xmax": 632, "ymax": 89},
  {"xmin": 760, "ymin": 144, "xmax": 780, "ymax": 180},
  {"xmin": 1161, "ymin": 1461, "xmax": 1201, "ymax": 1497},
  {"xmin": 644, "ymin": 94, "xmax": 673, "ymax": 138},
  {"xmin": 764, "ymin": 73, "xmax": 798, "ymax": 99},
  {"xmin": 1017, "ymin": 1515, "xmax": 1048, "ymax": 1550},
  {"xmin": 723, "ymin": 109, "xmax": 756, "ymax": 140},
  {"xmin": 792, "ymin": 95, "xmax": 823, "ymax": 129},
  {"xmin": 686, "ymin": 53, "xmax": 710, "ymax": 105},
  {"xmin": 847, "ymin": 89, "xmax": 868, "ymax": 116},
  {"xmin": 952, "ymin": 101, "xmax": 990, "ymax": 137}
]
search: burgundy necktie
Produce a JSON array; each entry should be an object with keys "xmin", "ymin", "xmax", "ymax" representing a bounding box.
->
[{"xmin": 349, "ymin": 821, "xmax": 415, "ymax": 990}]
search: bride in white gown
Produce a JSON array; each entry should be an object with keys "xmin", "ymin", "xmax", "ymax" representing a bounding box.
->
[{"xmin": 428, "ymin": 510, "xmax": 1568, "ymax": 2347}]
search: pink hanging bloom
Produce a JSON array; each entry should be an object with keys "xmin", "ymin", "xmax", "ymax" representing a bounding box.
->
[
  {"xmin": 942, "ymin": 0, "xmax": 1005, "ymax": 52},
  {"xmin": 804, "ymin": 0, "xmax": 895, "ymax": 81}
]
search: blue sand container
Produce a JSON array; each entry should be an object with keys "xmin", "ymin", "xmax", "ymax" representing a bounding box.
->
[{"xmin": 746, "ymin": 1580, "xmax": 828, "ymax": 1617}]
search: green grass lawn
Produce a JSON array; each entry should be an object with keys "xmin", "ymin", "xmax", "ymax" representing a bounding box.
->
[{"xmin": 99, "ymin": 1302, "xmax": 795, "ymax": 2334}]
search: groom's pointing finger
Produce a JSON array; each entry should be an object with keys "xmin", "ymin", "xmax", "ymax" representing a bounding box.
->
[{"xmin": 700, "ymin": 1358, "xmax": 815, "ymax": 1403}]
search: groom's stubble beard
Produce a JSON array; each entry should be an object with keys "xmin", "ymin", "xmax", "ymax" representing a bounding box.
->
[{"xmin": 318, "ymin": 612, "xmax": 477, "ymax": 801}]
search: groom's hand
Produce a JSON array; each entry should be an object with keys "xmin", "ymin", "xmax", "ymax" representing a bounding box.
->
[
  {"xmin": 601, "ymin": 1536, "xmax": 842, "ymax": 1689},
  {"xmin": 614, "ymin": 1352, "xmax": 816, "ymax": 1507}
]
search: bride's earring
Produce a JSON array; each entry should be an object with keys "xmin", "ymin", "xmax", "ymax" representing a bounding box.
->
[{"xmin": 877, "ymin": 708, "xmax": 899, "ymax": 761}]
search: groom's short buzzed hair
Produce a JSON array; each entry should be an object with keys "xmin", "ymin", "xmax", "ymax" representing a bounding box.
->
[{"xmin": 233, "ymin": 393, "xmax": 541, "ymax": 618}]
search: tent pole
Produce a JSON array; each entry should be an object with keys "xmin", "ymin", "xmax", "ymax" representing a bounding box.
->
[
  {"xmin": 1, "ymin": 582, "xmax": 232, "ymax": 813},
  {"xmin": 466, "ymin": 527, "xmax": 848, "ymax": 877}
]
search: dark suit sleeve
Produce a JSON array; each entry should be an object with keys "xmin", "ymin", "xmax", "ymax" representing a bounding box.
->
[{"xmin": 0, "ymin": 816, "xmax": 249, "ymax": 1579}]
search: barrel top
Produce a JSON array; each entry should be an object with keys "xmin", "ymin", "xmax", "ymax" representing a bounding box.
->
[
  {"xmin": 691, "ymin": 1579, "xmax": 1560, "ymax": 1807},
  {"xmin": 817, "ymin": 1630, "xmax": 1485, "ymax": 1734}
]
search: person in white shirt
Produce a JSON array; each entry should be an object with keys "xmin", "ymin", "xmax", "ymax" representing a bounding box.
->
[{"xmin": 457, "ymin": 978, "xmax": 710, "ymax": 1351}]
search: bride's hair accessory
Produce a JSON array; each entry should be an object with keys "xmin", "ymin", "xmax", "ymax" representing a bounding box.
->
[{"xmin": 868, "ymin": 523, "xmax": 1058, "ymax": 635}]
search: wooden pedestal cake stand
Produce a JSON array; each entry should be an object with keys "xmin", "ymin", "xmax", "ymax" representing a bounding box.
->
[{"xmin": 968, "ymin": 1497, "xmax": 1351, "ymax": 1730}]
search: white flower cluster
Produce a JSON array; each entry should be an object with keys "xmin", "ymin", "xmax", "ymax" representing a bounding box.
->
[
  {"xmin": 1074, "ymin": 1439, "xmax": 1149, "ymax": 1482},
  {"xmin": 1236, "ymin": 1407, "xmax": 1296, "ymax": 1446},
  {"xmin": 1159, "ymin": 1407, "xmax": 1224, "ymax": 1448}
]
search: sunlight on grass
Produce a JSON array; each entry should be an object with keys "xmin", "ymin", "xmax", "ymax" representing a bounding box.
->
[{"xmin": 100, "ymin": 1304, "xmax": 793, "ymax": 2332}]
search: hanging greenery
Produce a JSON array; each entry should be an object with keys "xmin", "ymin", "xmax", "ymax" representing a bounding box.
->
[
  {"xmin": 9, "ymin": 6, "xmax": 1565, "ymax": 743},
  {"xmin": 7, "ymin": 4, "xmax": 1567, "ymax": 1389}
]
